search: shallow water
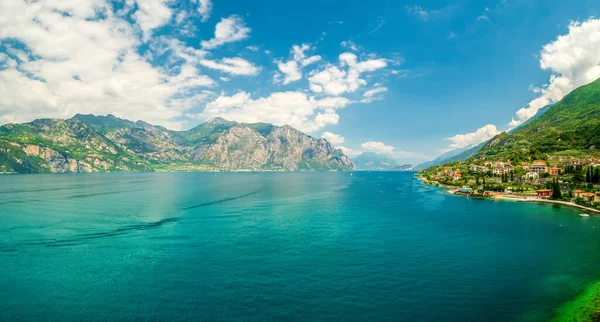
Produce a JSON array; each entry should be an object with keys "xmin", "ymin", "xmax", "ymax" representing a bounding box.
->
[{"xmin": 0, "ymin": 172, "xmax": 598, "ymax": 321}]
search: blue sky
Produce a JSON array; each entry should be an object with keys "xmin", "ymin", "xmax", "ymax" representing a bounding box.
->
[{"xmin": 1, "ymin": 0, "xmax": 600, "ymax": 163}]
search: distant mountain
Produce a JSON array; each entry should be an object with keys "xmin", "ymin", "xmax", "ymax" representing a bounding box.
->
[
  {"xmin": 0, "ymin": 115, "xmax": 356, "ymax": 173},
  {"xmin": 473, "ymin": 77, "xmax": 600, "ymax": 159},
  {"xmin": 353, "ymin": 152, "xmax": 399, "ymax": 171},
  {"xmin": 413, "ymin": 102, "xmax": 554, "ymax": 171},
  {"xmin": 391, "ymin": 164, "xmax": 413, "ymax": 171},
  {"xmin": 413, "ymin": 143, "xmax": 485, "ymax": 171}
]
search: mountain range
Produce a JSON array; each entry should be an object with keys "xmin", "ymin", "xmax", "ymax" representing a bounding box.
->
[
  {"xmin": 414, "ymin": 97, "xmax": 557, "ymax": 170},
  {"xmin": 0, "ymin": 115, "xmax": 356, "ymax": 173},
  {"xmin": 473, "ymin": 77, "xmax": 600, "ymax": 160}
]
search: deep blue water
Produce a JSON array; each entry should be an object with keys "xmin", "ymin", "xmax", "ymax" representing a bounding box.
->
[{"xmin": 1, "ymin": 172, "xmax": 599, "ymax": 321}]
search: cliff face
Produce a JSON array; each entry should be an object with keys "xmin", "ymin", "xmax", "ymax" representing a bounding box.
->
[{"xmin": 0, "ymin": 115, "xmax": 356, "ymax": 173}]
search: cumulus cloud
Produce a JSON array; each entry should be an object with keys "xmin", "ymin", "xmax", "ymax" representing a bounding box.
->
[
  {"xmin": 361, "ymin": 141, "xmax": 395, "ymax": 154},
  {"xmin": 197, "ymin": 91, "xmax": 352, "ymax": 132},
  {"xmin": 0, "ymin": 0, "xmax": 265, "ymax": 130},
  {"xmin": 445, "ymin": 124, "xmax": 499, "ymax": 150},
  {"xmin": 201, "ymin": 15, "xmax": 250, "ymax": 49},
  {"xmin": 274, "ymin": 44, "xmax": 322, "ymax": 85},
  {"xmin": 509, "ymin": 18, "xmax": 600, "ymax": 128},
  {"xmin": 308, "ymin": 53, "xmax": 387, "ymax": 95},
  {"xmin": 196, "ymin": 0, "xmax": 212, "ymax": 22},
  {"xmin": 321, "ymin": 132, "xmax": 345, "ymax": 144},
  {"xmin": 132, "ymin": 0, "xmax": 173, "ymax": 40},
  {"xmin": 337, "ymin": 146, "xmax": 361, "ymax": 157}
]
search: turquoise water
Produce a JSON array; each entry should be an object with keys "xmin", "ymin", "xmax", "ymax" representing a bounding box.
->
[{"xmin": 1, "ymin": 172, "xmax": 600, "ymax": 321}]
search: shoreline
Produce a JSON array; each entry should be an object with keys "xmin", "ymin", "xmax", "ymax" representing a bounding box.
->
[
  {"xmin": 495, "ymin": 195, "xmax": 600, "ymax": 214},
  {"xmin": 417, "ymin": 175, "xmax": 600, "ymax": 215}
]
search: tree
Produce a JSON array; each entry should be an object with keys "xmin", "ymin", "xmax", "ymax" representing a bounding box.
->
[
  {"xmin": 552, "ymin": 178, "xmax": 562, "ymax": 200},
  {"xmin": 510, "ymin": 171, "xmax": 514, "ymax": 182}
]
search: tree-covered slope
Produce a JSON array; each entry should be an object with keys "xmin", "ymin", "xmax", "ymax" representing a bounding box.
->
[{"xmin": 473, "ymin": 77, "xmax": 600, "ymax": 160}]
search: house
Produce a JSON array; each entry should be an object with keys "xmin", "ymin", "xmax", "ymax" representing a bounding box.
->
[
  {"xmin": 595, "ymin": 192, "xmax": 600, "ymax": 203},
  {"xmin": 580, "ymin": 192, "xmax": 596, "ymax": 202},
  {"xmin": 469, "ymin": 165, "xmax": 488, "ymax": 173},
  {"xmin": 548, "ymin": 167, "xmax": 560, "ymax": 176},
  {"xmin": 573, "ymin": 190, "xmax": 585, "ymax": 199},
  {"xmin": 493, "ymin": 167, "xmax": 512, "ymax": 175},
  {"xmin": 525, "ymin": 172, "xmax": 539, "ymax": 180},
  {"xmin": 536, "ymin": 189, "xmax": 552, "ymax": 197},
  {"xmin": 453, "ymin": 173, "xmax": 462, "ymax": 181},
  {"xmin": 529, "ymin": 164, "xmax": 547, "ymax": 174}
]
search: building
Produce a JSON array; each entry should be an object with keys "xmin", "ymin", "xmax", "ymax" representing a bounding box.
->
[
  {"xmin": 573, "ymin": 190, "xmax": 585, "ymax": 199},
  {"xmin": 525, "ymin": 172, "xmax": 539, "ymax": 180},
  {"xmin": 453, "ymin": 173, "xmax": 462, "ymax": 181},
  {"xmin": 536, "ymin": 189, "xmax": 552, "ymax": 197},
  {"xmin": 595, "ymin": 192, "xmax": 600, "ymax": 203},
  {"xmin": 469, "ymin": 165, "xmax": 488, "ymax": 173},
  {"xmin": 493, "ymin": 167, "xmax": 512, "ymax": 175},
  {"xmin": 529, "ymin": 164, "xmax": 547, "ymax": 174},
  {"xmin": 580, "ymin": 192, "xmax": 596, "ymax": 202},
  {"xmin": 548, "ymin": 167, "xmax": 560, "ymax": 176}
]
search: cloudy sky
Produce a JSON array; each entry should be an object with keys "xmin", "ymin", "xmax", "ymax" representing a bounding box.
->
[{"xmin": 1, "ymin": 0, "xmax": 600, "ymax": 163}]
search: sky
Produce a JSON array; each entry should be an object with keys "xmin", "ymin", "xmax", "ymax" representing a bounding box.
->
[{"xmin": 1, "ymin": 0, "xmax": 600, "ymax": 164}]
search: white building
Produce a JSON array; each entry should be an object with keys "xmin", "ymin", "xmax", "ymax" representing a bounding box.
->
[{"xmin": 525, "ymin": 172, "xmax": 539, "ymax": 180}]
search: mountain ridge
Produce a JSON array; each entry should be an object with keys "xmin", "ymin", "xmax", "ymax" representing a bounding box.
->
[
  {"xmin": 0, "ymin": 115, "xmax": 356, "ymax": 173},
  {"xmin": 472, "ymin": 77, "xmax": 600, "ymax": 160}
]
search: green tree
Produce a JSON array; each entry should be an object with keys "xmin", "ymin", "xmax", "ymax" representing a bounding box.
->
[{"xmin": 552, "ymin": 178, "xmax": 562, "ymax": 200}]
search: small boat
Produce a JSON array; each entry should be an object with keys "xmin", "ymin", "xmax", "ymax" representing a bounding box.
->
[{"xmin": 579, "ymin": 213, "xmax": 590, "ymax": 217}]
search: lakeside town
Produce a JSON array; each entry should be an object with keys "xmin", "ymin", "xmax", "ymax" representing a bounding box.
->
[{"xmin": 419, "ymin": 150, "xmax": 600, "ymax": 213}]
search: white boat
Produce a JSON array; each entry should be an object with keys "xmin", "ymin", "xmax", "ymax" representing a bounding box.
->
[{"xmin": 579, "ymin": 213, "xmax": 590, "ymax": 217}]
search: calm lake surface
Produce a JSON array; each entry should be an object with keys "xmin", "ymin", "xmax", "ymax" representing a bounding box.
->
[{"xmin": 1, "ymin": 172, "xmax": 599, "ymax": 321}]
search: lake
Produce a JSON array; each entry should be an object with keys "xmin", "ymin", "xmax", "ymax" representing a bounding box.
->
[{"xmin": 0, "ymin": 172, "xmax": 599, "ymax": 321}]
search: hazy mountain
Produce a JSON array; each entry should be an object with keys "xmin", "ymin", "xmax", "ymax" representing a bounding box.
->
[
  {"xmin": 413, "ymin": 145, "xmax": 478, "ymax": 171},
  {"xmin": 0, "ymin": 115, "xmax": 356, "ymax": 173},
  {"xmin": 353, "ymin": 152, "xmax": 399, "ymax": 171}
]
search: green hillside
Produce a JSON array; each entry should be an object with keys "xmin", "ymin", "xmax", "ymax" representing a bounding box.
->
[{"xmin": 474, "ymin": 78, "xmax": 600, "ymax": 160}]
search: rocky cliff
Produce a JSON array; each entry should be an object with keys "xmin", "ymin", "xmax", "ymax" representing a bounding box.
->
[{"xmin": 0, "ymin": 115, "xmax": 356, "ymax": 173}]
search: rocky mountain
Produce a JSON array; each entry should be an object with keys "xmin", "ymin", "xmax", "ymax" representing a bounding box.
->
[
  {"xmin": 0, "ymin": 115, "xmax": 356, "ymax": 173},
  {"xmin": 353, "ymin": 152, "xmax": 399, "ymax": 171},
  {"xmin": 473, "ymin": 77, "xmax": 600, "ymax": 160}
]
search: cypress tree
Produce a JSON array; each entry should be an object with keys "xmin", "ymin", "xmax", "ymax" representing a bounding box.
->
[{"xmin": 552, "ymin": 178, "xmax": 562, "ymax": 200}]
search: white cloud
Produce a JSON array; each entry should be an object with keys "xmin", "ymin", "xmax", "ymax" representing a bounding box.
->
[
  {"xmin": 445, "ymin": 124, "xmax": 499, "ymax": 150},
  {"xmin": 509, "ymin": 18, "xmax": 600, "ymax": 128},
  {"xmin": 361, "ymin": 87, "xmax": 388, "ymax": 102},
  {"xmin": 308, "ymin": 53, "xmax": 387, "ymax": 96},
  {"xmin": 276, "ymin": 60, "xmax": 302, "ymax": 84},
  {"xmin": 201, "ymin": 15, "xmax": 250, "ymax": 49},
  {"xmin": 199, "ymin": 57, "xmax": 260, "ymax": 75},
  {"xmin": 405, "ymin": 5, "xmax": 431, "ymax": 20},
  {"xmin": 0, "ymin": 0, "xmax": 223, "ymax": 130},
  {"xmin": 275, "ymin": 43, "xmax": 322, "ymax": 85},
  {"xmin": 341, "ymin": 40, "xmax": 358, "ymax": 51},
  {"xmin": 322, "ymin": 132, "xmax": 345, "ymax": 144},
  {"xmin": 196, "ymin": 0, "xmax": 212, "ymax": 22},
  {"xmin": 246, "ymin": 45, "xmax": 259, "ymax": 52},
  {"xmin": 198, "ymin": 91, "xmax": 352, "ymax": 132},
  {"xmin": 361, "ymin": 141, "xmax": 395, "ymax": 154},
  {"xmin": 337, "ymin": 146, "xmax": 361, "ymax": 157},
  {"xmin": 132, "ymin": 0, "xmax": 173, "ymax": 40}
]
